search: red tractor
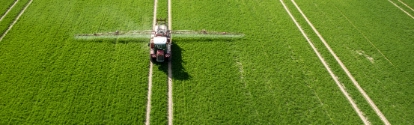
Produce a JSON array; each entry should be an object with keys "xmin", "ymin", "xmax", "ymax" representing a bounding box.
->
[{"xmin": 149, "ymin": 19, "xmax": 171, "ymax": 62}]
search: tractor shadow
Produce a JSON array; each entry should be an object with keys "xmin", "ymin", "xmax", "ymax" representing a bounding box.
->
[
  {"xmin": 152, "ymin": 42, "xmax": 190, "ymax": 81},
  {"xmin": 152, "ymin": 37, "xmax": 244, "ymax": 80},
  {"xmin": 76, "ymin": 36, "xmax": 242, "ymax": 81}
]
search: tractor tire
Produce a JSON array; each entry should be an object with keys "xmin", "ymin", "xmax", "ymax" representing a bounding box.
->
[{"xmin": 150, "ymin": 55, "xmax": 156, "ymax": 63}]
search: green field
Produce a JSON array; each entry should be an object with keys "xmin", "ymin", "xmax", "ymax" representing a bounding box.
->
[
  {"xmin": 0, "ymin": 0, "xmax": 152, "ymax": 124},
  {"xmin": 1, "ymin": 0, "xmax": 414, "ymax": 124},
  {"xmin": 172, "ymin": 0, "xmax": 363, "ymax": 124},
  {"xmin": 0, "ymin": 0, "xmax": 30, "ymax": 35},
  {"xmin": 0, "ymin": 0, "xmax": 16, "ymax": 15},
  {"xmin": 290, "ymin": 0, "xmax": 414, "ymax": 124}
]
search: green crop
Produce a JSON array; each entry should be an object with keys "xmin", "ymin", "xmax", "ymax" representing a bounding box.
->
[
  {"xmin": 1, "ymin": 0, "xmax": 414, "ymax": 124},
  {"xmin": 290, "ymin": 0, "xmax": 414, "ymax": 124},
  {"xmin": 0, "ymin": 0, "xmax": 16, "ymax": 16},
  {"xmin": 171, "ymin": 0, "xmax": 363, "ymax": 124},
  {"xmin": 0, "ymin": 0, "xmax": 30, "ymax": 36},
  {"xmin": 0, "ymin": 0, "xmax": 153, "ymax": 124}
]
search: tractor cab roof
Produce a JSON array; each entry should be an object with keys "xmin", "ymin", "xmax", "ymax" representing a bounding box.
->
[{"xmin": 154, "ymin": 36, "xmax": 167, "ymax": 44}]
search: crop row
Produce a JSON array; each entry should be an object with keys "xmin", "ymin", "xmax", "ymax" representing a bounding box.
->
[
  {"xmin": 0, "ymin": 0, "xmax": 153, "ymax": 124},
  {"xmin": 281, "ymin": 1, "xmax": 386, "ymax": 124},
  {"xmin": 391, "ymin": 0, "xmax": 414, "ymax": 16},
  {"xmin": 404, "ymin": 0, "xmax": 414, "ymax": 8},
  {"xmin": 149, "ymin": 63, "xmax": 168, "ymax": 124},
  {"xmin": 172, "ymin": 0, "xmax": 362, "ymax": 124},
  {"xmin": 290, "ymin": 0, "xmax": 414, "ymax": 124},
  {"xmin": 0, "ymin": 0, "xmax": 30, "ymax": 37},
  {"xmin": 156, "ymin": 0, "xmax": 168, "ymax": 20},
  {"xmin": 0, "ymin": 0, "xmax": 16, "ymax": 16}
]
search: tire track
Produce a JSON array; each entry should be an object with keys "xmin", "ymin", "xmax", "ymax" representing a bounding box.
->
[
  {"xmin": 388, "ymin": 0, "xmax": 414, "ymax": 20},
  {"xmin": 398, "ymin": 0, "xmax": 414, "ymax": 12},
  {"xmin": 290, "ymin": 0, "xmax": 390, "ymax": 124},
  {"xmin": 279, "ymin": 0, "xmax": 370, "ymax": 124},
  {"xmin": 145, "ymin": 62, "xmax": 154, "ymax": 125},
  {"xmin": 332, "ymin": 5, "xmax": 394, "ymax": 66},
  {"xmin": 145, "ymin": 62, "xmax": 153, "ymax": 125},
  {"xmin": 0, "ymin": 0, "xmax": 32, "ymax": 42},
  {"xmin": 145, "ymin": 0, "xmax": 158, "ymax": 124},
  {"xmin": 167, "ymin": 0, "xmax": 173, "ymax": 125},
  {"xmin": 0, "ymin": 0, "xmax": 19, "ymax": 22}
]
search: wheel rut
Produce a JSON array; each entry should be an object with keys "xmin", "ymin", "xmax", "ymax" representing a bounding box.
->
[
  {"xmin": 145, "ymin": 0, "xmax": 158, "ymax": 124},
  {"xmin": 0, "ymin": 0, "xmax": 19, "ymax": 22},
  {"xmin": 146, "ymin": 0, "xmax": 174, "ymax": 124},
  {"xmin": 0, "ymin": 0, "xmax": 32, "ymax": 42},
  {"xmin": 167, "ymin": 0, "xmax": 173, "ymax": 124}
]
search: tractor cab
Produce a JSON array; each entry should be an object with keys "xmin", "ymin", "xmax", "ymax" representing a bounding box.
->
[
  {"xmin": 153, "ymin": 37, "xmax": 168, "ymax": 62},
  {"xmin": 149, "ymin": 19, "xmax": 171, "ymax": 62}
]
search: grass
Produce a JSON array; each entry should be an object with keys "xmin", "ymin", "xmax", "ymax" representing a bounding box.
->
[
  {"xmin": 172, "ymin": 40, "xmax": 250, "ymax": 124},
  {"xmin": 289, "ymin": 0, "xmax": 414, "ymax": 124},
  {"xmin": 0, "ymin": 0, "xmax": 16, "ymax": 16},
  {"xmin": 0, "ymin": 0, "xmax": 152, "ymax": 124},
  {"xmin": 156, "ymin": 0, "xmax": 168, "ymax": 20},
  {"xmin": 401, "ymin": 0, "xmax": 414, "ymax": 9},
  {"xmin": 150, "ymin": 62, "xmax": 168, "ymax": 124},
  {"xmin": 172, "ymin": 0, "xmax": 362, "ymax": 124},
  {"xmin": 0, "ymin": 0, "xmax": 30, "ymax": 35},
  {"xmin": 0, "ymin": 0, "xmax": 413, "ymax": 124},
  {"xmin": 281, "ymin": 1, "xmax": 385, "ymax": 124}
]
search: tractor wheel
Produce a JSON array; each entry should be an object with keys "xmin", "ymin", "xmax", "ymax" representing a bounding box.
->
[{"xmin": 150, "ymin": 55, "xmax": 156, "ymax": 62}]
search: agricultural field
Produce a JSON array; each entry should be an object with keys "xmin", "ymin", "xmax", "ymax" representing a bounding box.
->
[
  {"xmin": 172, "ymin": 0, "xmax": 360, "ymax": 124},
  {"xmin": 0, "ymin": 0, "xmax": 414, "ymax": 124},
  {"xmin": 0, "ymin": 0, "xmax": 16, "ymax": 15},
  {"xmin": 287, "ymin": 0, "xmax": 414, "ymax": 124},
  {"xmin": 0, "ymin": 0, "xmax": 153, "ymax": 124},
  {"xmin": 0, "ymin": 0, "xmax": 30, "ymax": 35}
]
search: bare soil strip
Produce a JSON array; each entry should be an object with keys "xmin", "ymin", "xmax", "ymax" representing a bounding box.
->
[
  {"xmin": 280, "ymin": 0, "xmax": 370, "ymax": 124},
  {"xmin": 145, "ymin": 0, "xmax": 158, "ymax": 125},
  {"xmin": 167, "ymin": 57, "xmax": 173, "ymax": 125},
  {"xmin": 167, "ymin": 0, "xmax": 173, "ymax": 125},
  {"xmin": 0, "ymin": 0, "xmax": 31, "ymax": 42},
  {"xmin": 0, "ymin": 0, "xmax": 19, "ymax": 22},
  {"xmin": 388, "ymin": 0, "xmax": 414, "ymax": 20},
  {"xmin": 333, "ymin": 5, "xmax": 394, "ymax": 66},
  {"xmin": 398, "ymin": 0, "xmax": 414, "ymax": 12},
  {"xmin": 145, "ymin": 62, "xmax": 154, "ymax": 125},
  {"xmin": 291, "ymin": 0, "xmax": 390, "ymax": 124},
  {"xmin": 152, "ymin": 0, "xmax": 158, "ymax": 29}
]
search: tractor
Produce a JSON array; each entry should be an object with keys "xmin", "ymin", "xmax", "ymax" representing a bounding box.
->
[
  {"xmin": 149, "ymin": 19, "xmax": 171, "ymax": 62},
  {"xmin": 76, "ymin": 20, "xmax": 243, "ymax": 63}
]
